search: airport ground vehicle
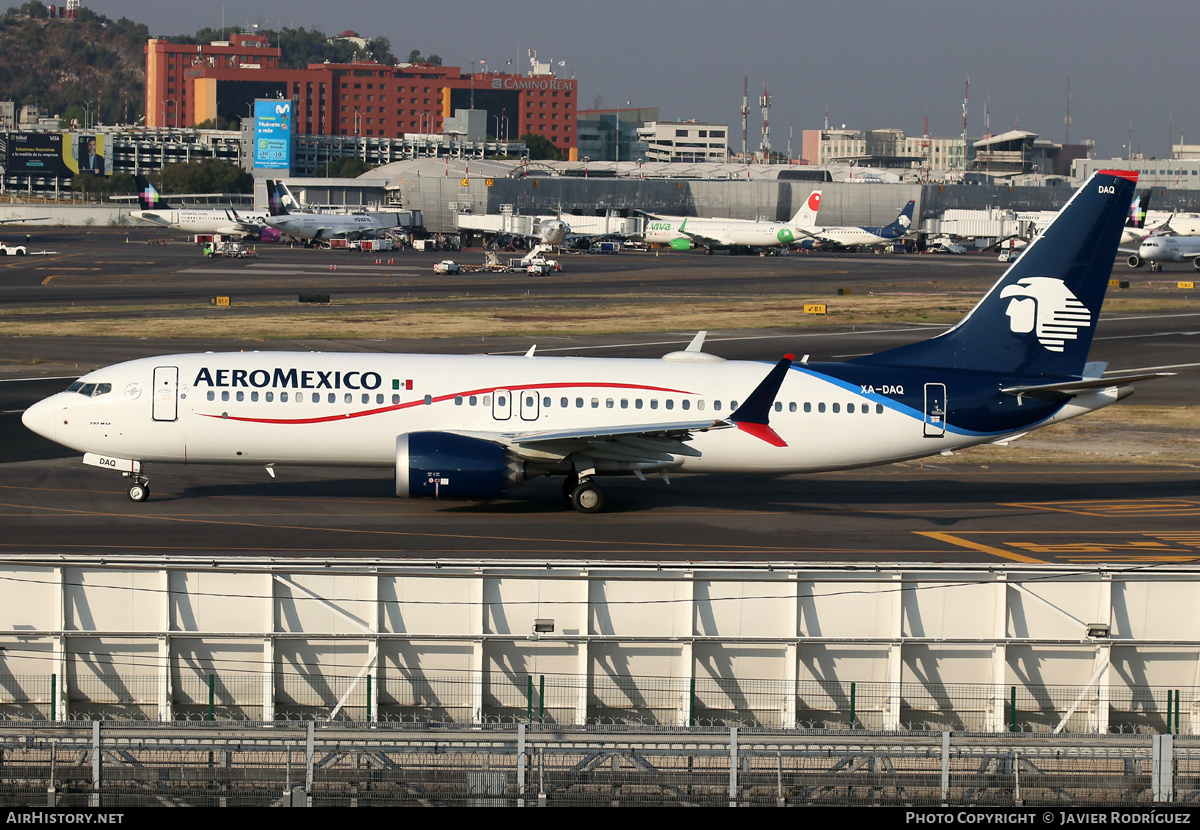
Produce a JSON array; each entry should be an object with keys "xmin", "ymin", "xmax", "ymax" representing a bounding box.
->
[
  {"xmin": 433, "ymin": 260, "xmax": 462, "ymax": 274},
  {"xmin": 0, "ymin": 242, "xmax": 27, "ymax": 256}
]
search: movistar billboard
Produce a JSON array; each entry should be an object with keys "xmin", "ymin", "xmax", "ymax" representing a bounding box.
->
[{"xmin": 253, "ymin": 99, "xmax": 292, "ymax": 171}]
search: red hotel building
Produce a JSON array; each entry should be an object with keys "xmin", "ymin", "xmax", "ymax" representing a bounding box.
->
[{"xmin": 146, "ymin": 35, "xmax": 577, "ymax": 156}]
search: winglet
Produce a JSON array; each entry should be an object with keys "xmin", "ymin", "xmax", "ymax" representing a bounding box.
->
[{"xmin": 730, "ymin": 355, "xmax": 794, "ymax": 447}]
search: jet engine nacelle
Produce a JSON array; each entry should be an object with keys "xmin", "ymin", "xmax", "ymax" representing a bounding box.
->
[
  {"xmin": 395, "ymin": 432, "xmax": 525, "ymax": 499},
  {"xmin": 538, "ymin": 219, "xmax": 569, "ymax": 246},
  {"xmin": 1127, "ymin": 254, "xmax": 1143, "ymax": 268},
  {"xmin": 669, "ymin": 237, "xmax": 694, "ymax": 251}
]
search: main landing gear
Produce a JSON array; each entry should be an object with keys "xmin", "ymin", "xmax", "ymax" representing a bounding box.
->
[
  {"xmin": 562, "ymin": 473, "xmax": 605, "ymax": 513},
  {"xmin": 124, "ymin": 471, "xmax": 150, "ymax": 502}
]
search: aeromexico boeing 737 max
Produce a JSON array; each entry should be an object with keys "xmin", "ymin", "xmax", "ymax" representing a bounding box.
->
[{"xmin": 22, "ymin": 170, "xmax": 1169, "ymax": 512}]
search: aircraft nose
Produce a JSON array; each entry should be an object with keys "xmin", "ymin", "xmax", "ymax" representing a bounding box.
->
[{"xmin": 21, "ymin": 394, "xmax": 59, "ymax": 441}]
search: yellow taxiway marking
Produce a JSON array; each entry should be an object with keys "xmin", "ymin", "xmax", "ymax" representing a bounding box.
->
[
  {"xmin": 919, "ymin": 530, "xmax": 1200, "ymax": 564},
  {"xmin": 1002, "ymin": 499, "xmax": 1200, "ymax": 518},
  {"xmin": 916, "ymin": 532, "xmax": 1047, "ymax": 563}
]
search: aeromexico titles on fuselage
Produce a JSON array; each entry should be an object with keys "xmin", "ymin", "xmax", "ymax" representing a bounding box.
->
[{"xmin": 193, "ymin": 366, "xmax": 385, "ymax": 394}]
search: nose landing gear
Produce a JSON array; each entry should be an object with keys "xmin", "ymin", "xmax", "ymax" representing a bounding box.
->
[{"xmin": 124, "ymin": 471, "xmax": 150, "ymax": 502}]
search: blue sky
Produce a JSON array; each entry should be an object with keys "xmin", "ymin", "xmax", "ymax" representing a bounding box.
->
[{"xmin": 97, "ymin": 0, "xmax": 1196, "ymax": 159}]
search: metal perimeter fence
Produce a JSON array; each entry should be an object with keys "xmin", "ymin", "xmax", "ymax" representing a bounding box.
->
[
  {"xmin": 0, "ymin": 672, "xmax": 1192, "ymax": 734},
  {"xmin": 0, "ymin": 722, "xmax": 1190, "ymax": 807}
]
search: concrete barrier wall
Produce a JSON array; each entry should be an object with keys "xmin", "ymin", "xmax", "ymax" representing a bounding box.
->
[{"xmin": 1, "ymin": 557, "xmax": 1199, "ymax": 730}]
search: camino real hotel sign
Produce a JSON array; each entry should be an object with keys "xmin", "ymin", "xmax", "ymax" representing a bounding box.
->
[
  {"xmin": 253, "ymin": 99, "xmax": 292, "ymax": 172},
  {"xmin": 491, "ymin": 77, "xmax": 576, "ymax": 91}
]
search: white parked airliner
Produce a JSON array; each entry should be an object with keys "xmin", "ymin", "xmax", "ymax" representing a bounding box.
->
[
  {"xmin": 641, "ymin": 191, "xmax": 822, "ymax": 253},
  {"xmin": 130, "ymin": 176, "xmax": 267, "ymax": 238},
  {"xmin": 22, "ymin": 170, "xmax": 1167, "ymax": 512}
]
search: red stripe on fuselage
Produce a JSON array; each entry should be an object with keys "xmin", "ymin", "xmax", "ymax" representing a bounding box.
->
[{"xmin": 198, "ymin": 381, "xmax": 697, "ymax": 425}]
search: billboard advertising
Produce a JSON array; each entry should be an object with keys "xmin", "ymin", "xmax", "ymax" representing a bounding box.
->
[
  {"xmin": 4, "ymin": 132, "xmax": 111, "ymax": 177},
  {"xmin": 253, "ymin": 99, "xmax": 292, "ymax": 171}
]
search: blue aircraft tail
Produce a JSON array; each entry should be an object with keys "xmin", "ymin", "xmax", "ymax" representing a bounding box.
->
[
  {"xmin": 852, "ymin": 170, "xmax": 1138, "ymax": 378},
  {"xmin": 134, "ymin": 175, "xmax": 169, "ymax": 211},
  {"xmin": 878, "ymin": 200, "xmax": 915, "ymax": 239}
]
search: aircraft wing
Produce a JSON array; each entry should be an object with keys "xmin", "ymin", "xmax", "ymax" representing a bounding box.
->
[
  {"xmin": 678, "ymin": 230, "xmax": 738, "ymax": 248},
  {"xmin": 452, "ymin": 419, "xmax": 732, "ymax": 465},
  {"xmin": 1001, "ymin": 372, "xmax": 1175, "ymax": 401},
  {"xmin": 0, "ymin": 217, "xmax": 49, "ymax": 224},
  {"xmin": 214, "ymin": 223, "xmax": 262, "ymax": 236}
]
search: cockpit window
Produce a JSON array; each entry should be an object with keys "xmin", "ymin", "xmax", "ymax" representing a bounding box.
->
[{"xmin": 72, "ymin": 383, "xmax": 111, "ymax": 397}]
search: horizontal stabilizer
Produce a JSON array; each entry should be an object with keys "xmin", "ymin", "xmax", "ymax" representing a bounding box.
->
[{"xmin": 1001, "ymin": 372, "xmax": 1175, "ymax": 400}]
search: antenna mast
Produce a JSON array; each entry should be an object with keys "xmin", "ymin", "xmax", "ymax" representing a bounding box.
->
[
  {"xmin": 1064, "ymin": 74, "xmax": 1071, "ymax": 145},
  {"xmin": 759, "ymin": 83, "xmax": 771, "ymax": 162},
  {"xmin": 961, "ymin": 77, "xmax": 969, "ymax": 174},
  {"xmin": 740, "ymin": 77, "xmax": 750, "ymax": 161}
]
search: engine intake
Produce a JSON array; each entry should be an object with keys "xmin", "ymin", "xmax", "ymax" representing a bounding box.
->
[{"xmin": 396, "ymin": 432, "xmax": 525, "ymax": 499}]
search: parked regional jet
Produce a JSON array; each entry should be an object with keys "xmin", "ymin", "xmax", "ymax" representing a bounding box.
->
[
  {"xmin": 795, "ymin": 197, "xmax": 916, "ymax": 250},
  {"xmin": 641, "ymin": 191, "xmax": 822, "ymax": 254},
  {"xmin": 263, "ymin": 180, "xmax": 405, "ymax": 245},
  {"xmin": 130, "ymin": 176, "xmax": 267, "ymax": 238},
  {"xmin": 22, "ymin": 170, "xmax": 1167, "ymax": 512}
]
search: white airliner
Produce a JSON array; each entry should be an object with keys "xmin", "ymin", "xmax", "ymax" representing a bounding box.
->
[
  {"xmin": 263, "ymin": 180, "xmax": 405, "ymax": 246},
  {"xmin": 22, "ymin": 170, "xmax": 1168, "ymax": 512},
  {"xmin": 641, "ymin": 192, "xmax": 821, "ymax": 254},
  {"xmin": 795, "ymin": 195, "xmax": 916, "ymax": 251},
  {"xmin": 130, "ymin": 177, "xmax": 267, "ymax": 238},
  {"xmin": 1127, "ymin": 235, "xmax": 1200, "ymax": 272}
]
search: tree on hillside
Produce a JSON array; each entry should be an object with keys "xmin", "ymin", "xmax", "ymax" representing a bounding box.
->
[{"xmin": 406, "ymin": 49, "xmax": 442, "ymax": 66}]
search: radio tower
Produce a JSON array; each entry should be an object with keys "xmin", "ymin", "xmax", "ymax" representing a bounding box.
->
[
  {"xmin": 740, "ymin": 77, "xmax": 750, "ymax": 162},
  {"xmin": 759, "ymin": 83, "xmax": 771, "ymax": 162},
  {"xmin": 961, "ymin": 77, "xmax": 969, "ymax": 174},
  {"xmin": 1064, "ymin": 74, "xmax": 1072, "ymax": 145}
]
